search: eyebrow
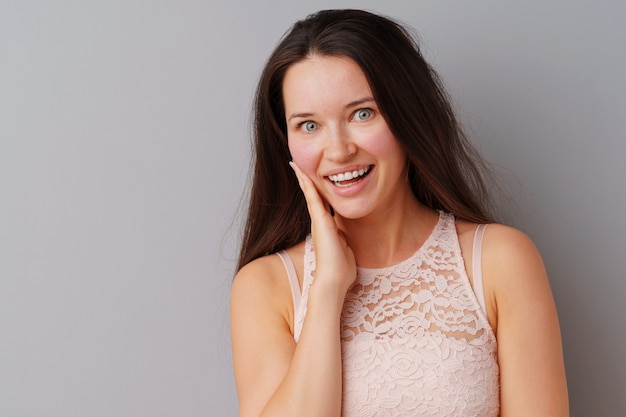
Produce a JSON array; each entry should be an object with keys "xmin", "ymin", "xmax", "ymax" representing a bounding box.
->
[{"xmin": 287, "ymin": 96, "xmax": 375, "ymax": 122}]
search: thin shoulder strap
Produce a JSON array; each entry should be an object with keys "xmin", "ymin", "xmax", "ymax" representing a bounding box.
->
[
  {"xmin": 276, "ymin": 250, "xmax": 302, "ymax": 314},
  {"xmin": 472, "ymin": 224, "xmax": 489, "ymax": 317}
]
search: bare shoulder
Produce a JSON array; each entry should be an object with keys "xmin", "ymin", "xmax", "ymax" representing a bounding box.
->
[
  {"xmin": 481, "ymin": 223, "xmax": 546, "ymax": 286},
  {"xmin": 232, "ymin": 254, "xmax": 284, "ymax": 297},
  {"xmin": 231, "ymin": 240, "xmax": 307, "ymax": 331},
  {"xmin": 480, "ymin": 223, "xmax": 555, "ymax": 334},
  {"xmin": 483, "ymin": 223, "xmax": 539, "ymax": 252},
  {"xmin": 455, "ymin": 220, "xmax": 539, "ymax": 261},
  {"xmin": 231, "ymin": 252, "xmax": 291, "ymax": 318},
  {"xmin": 455, "ymin": 220, "xmax": 551, "ymax": 332}
]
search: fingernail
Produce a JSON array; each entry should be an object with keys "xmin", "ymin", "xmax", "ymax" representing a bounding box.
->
[{"xmin": 289, "ymin": 161, "xmax": 302, "ymax": 184}]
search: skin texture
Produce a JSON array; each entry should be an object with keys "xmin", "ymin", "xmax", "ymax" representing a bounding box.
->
[{"xmin": 230, "ymin": 55, "xmax": 569, "ymax": 417}]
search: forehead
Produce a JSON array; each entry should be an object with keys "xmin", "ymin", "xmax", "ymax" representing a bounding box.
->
[{"xmin": 282, "ymin": 55, "xmax": 373, "ymax": 113}]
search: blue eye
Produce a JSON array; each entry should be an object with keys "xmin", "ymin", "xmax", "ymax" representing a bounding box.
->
[
  {"xmin": 354, "ymin": 108, "xmax": 373, "ymax": 121},
  {"xmin": 301, "ymin": 121, "xmax": 318, "ymax": 133}
]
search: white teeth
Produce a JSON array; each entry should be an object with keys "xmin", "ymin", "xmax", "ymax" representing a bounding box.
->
[{"xmin": 328, "ymin": 166, "xmax": 370, "ymax": 185}]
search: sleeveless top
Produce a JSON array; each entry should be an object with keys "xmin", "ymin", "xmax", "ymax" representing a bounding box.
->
[{"xmin": 276, "ymin": 212, "xmax": 500, "ymax": 417}]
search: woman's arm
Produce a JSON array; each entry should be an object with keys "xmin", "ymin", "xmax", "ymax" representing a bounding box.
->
[
  {"xmin": 483, "ymin": 225, "xmax": 569, "ymax": 416},
  {"xmin": 231, "ymin": 257, "xmax": 346, "ymax": 417},
  {"xmin": 231, "ymin": 162, "xmax": 356, "ymax": 417}
]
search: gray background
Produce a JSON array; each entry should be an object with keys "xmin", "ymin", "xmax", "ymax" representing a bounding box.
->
[{"xmin": 1, "ymin": 1, "xmax": 624, "ymax": 416}]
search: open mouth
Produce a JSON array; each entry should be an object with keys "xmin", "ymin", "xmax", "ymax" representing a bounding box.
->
[{"xmin": 327, "ymin": 165, "xmax": 373, "ymax": 187}]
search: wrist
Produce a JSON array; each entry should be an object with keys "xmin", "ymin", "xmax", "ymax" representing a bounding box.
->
[{"xmin": 307, "ymin": 278, "xmax": 348, "ymax": 311}]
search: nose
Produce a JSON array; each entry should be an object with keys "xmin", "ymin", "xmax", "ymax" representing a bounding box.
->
[{"xmin": 323, "ymin": 126, "xmax": 357, "ymax": 162}]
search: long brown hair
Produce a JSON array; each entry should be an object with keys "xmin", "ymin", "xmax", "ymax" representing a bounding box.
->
[{"xmin": 237, "ymin": 9, "xmax": 494, "ymax": 271}]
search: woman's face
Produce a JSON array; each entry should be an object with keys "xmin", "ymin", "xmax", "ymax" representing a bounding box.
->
[{"xmin": 283, "ymin": 55, "xmax": 410, "ymax": 220}]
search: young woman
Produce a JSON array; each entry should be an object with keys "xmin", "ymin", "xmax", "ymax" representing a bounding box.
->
[{"xmin": 231, "ymin": 9, "xmax": 568, "ymax": 417}]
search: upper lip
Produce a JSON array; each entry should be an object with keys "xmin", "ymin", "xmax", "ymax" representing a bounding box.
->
[{"xmin": 323, "ymin": 164, "xmax": 373, "ymax": 178}]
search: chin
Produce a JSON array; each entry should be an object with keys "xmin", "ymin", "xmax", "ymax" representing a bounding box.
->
[{"xmin": 332, "ymin": 205, "xmax": 372, "ymax": 221}]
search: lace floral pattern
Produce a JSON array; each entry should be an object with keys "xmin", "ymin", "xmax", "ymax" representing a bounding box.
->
[{"xmin": 294, "ymin": 212, "xmax": 499, "ymax": 417}]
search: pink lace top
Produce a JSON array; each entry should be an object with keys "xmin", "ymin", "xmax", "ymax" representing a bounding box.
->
[{"xmin": 277, "ymin": 212, "xmax": 500, "ymax": 416}]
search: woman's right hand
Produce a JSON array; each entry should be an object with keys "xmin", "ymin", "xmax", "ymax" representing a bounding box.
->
[{"xmin": 290, "ymin": 161, "xmax": 357, "ymax": 294}]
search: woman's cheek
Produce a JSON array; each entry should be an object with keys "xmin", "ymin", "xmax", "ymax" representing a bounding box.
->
[{"xmin": 288, "ymin": 141, "xmax": 319, "ymax": 180}]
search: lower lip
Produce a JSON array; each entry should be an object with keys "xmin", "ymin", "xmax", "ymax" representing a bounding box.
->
[{"xmin": 325, "ymin": 167, "xmax": 374, "ymax": 197}]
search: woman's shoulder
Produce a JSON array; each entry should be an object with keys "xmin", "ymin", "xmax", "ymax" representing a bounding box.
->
[
  {"xmin": 455, "ymin": 218, "xmax": 539, "ymax": 261},
  {"xmin": 236, "ymin": 240, "xmax": 306, "ymax": 277},
  {"xmin": 230, "ymin": 239, "xmax": 304, "ymax": 340},
  {"xmin": 231, "ymin": 241, "xmax": 307, "ymax": 312},
  {"xmin": 479, "ymin": 223, "xmax": 543, "ymax": 270},
  {"xmin": 456, "ymin": 219, "xmax": 547, "ymax": 329}
]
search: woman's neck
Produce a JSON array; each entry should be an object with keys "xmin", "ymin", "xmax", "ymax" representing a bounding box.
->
[{"xmin": 336, "ymin": 195, "xmax": 439, "ymax": 269}]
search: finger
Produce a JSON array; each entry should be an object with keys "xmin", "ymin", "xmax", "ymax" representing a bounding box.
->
[{"xmin": 289, "ymin": 161, "xmax": 331, "ymax": 220}]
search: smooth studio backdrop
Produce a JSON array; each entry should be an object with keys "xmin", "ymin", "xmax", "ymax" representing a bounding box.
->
[{"xmin": 1, "ymin": 1, "xmax": 624, "ymax": 416}]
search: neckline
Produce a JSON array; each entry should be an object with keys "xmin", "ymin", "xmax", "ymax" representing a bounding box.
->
[{"xmin": 356, "ymin": 211, "xmax": 447, "ymax": 275}]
